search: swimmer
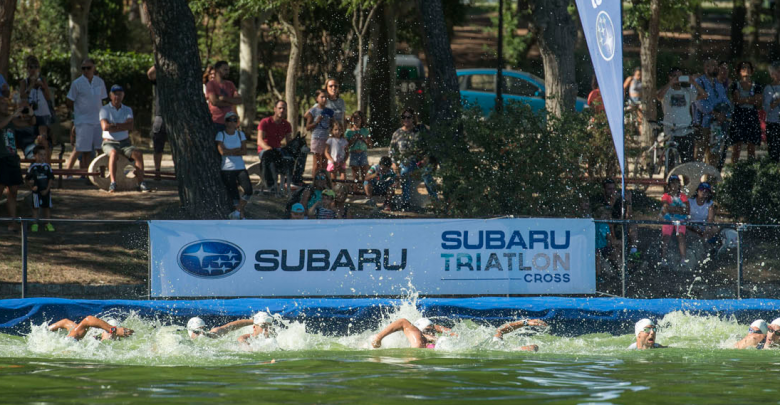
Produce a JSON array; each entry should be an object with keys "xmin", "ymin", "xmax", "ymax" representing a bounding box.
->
[
  {"xmin": 734, "ymin": 319, "xmax": 768, "ymax": 349},
  {"xmin": 628, "ymin": 319, "xmax": 665, "ymax": 349},
  {"xmin": 186, "ymin": 316, "xmax": 254, "ymax": 340},
  {"xmin": 237, "ymin": 311, "xmax": 277, "ymax": 344},
  {"xmin": 49, "ymin": 316, "xmax": 134, "ymax": 341},
  {"xmin": 762, "ymin": 318, "xmax": 780, "ymax": 349},
  {"xmin": 493, "ymin": 319, "xmax": 548, "ymax": 352},
  {"xmin": 370, "ymin": 317, "xmax": 453, "ymax": 349}
]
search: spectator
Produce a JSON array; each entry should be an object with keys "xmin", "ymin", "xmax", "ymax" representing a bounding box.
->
[
  {"xmin": 216, "ymin": 112, "xmax": 251, "ymax": 219},
  {"xmin": 693, "ymin": 59, "xmax": 731, "ymax": 163},
  {"xmin": 300, "ymin": 169, "xmax": 332, "ymax": 210},
  {"xmin": 364, "ymin": 156, "xmax": 396, "ymax": 211},
  {"xmin": 656, "ymin": 67, "xmax": 707, "ymax": 164},
  {"xmin": 65, "ymin": 58, "xmax": 107, "ymax": 173},
  {"xmin": 0, "ymin": 72, "xmax": 8, "ymax": 97},
  {"xmin": 763, "ymin": 62, "xmax": 780, "ymax": 162},
  {"xmin": 100, "ymin": 85, "xmax": 149, "ymax": 193},
  {"xmin": 660, "ymin": 175, "xmax": 690, "ymax": 267},
  {"xmin": 290, "ymin": 203, "xmax": 305, "ymax": 219},
  {"xmin": 390, "ymin": 108, "xmax": 437, "ymax": 210},
  {"xmin": 18, "ymin": 56, "xmax": 54, "ymax": 158},
  {"xmin": 687, "ymin": 182, "xmax": 716, "ymax": 246},
  {"xmin": 587, "ymin": 76, "xmax": 604, "ymax": 113},
  {"xmin": 325, "ymin": 120, "xmax": 348, "ymax": 182},
  {"xmin": 601, "ymin": 178, "xmax": 638, "ymax": 259},
  {"xmin": 205, "ymin": 61, "xmax": 241, "ymax": 132},
  {"xmin": 710, "ymin": 102, "xmax": 731, "ymax": 171},
  {"xmin": 202, "ymin": 64, "xmax": 215, "ymax": 96},
  {"xmin": 25, "ymin": 145, "xmax": 54, "ymax": 232},
  {"xmin": 10, "ymin": 99, "xmax": 37, "ymax": 159},
  {"xmin": 729, "ymin": 61, "xmax": 763, "ymax": 163},
  {"xmin": 325, "ymin": 78, "xmax": 346, "ymax": 127},
  {"xmin": 308, "ymin": 188, "xmax": 336, "ymax": 219},
  {"xmin": 623, "ymin": 67, "xmax": 643, "ymax": 122},
  {"xmin": 0, "ymin": 98, "xmax": 25, "ymax": 232},
  {"xmin": 147, "ymin": 66, "xmax": 168, "ymax": 181},
  {"xmin": 332, "ymin": 183, "xmax": 352, "ymax": 219},
  {"xmin": 304, "ymin": 89, "xmax": 333, "ymax": 178},
  {"xmin": 717, "ymin": 61, "xmax": 732, "ymax": 91},
  {"xmin": 346, "ymin": 111, "xmax": 371, "ymax": 186},
  {"xmin": 257, "ymin": 100, "xmax": 293, "ymax": 190}
]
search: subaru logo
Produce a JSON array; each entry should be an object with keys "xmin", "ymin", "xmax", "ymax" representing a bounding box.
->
[
  {"xmin": 595, "ymin": 11, "xmax": 615, "ymax": 62},
  {"xmin": 178, "ymin": 240, "xmax": 245, "ymax": 278}
]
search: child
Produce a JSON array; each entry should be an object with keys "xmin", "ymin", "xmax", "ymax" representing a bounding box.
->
[
  {"xmin": 25, "ymin": 145, "xmax": 54, "ymax": 232},
  {"xmin": 345, "ymin": 111, "xmax": 370, "ymax": 185},
  {"xmin": 309, "ymin": 188, "xmax": 336, "ymax": 219},
  {"xmin": 363, "ymin": 156, "xmax": 396, "ymax": 211},
  {"xmin": 325, "ymin": 120, "xmax": 348, "ymax": 181},
  {"xmin": 290, "ymin": 203, "xmax": 305, "ymax": 220},
  {"xmin": 304, "ymin": 89, "xmax": 334, "ymax": 179},
  {"xmin": 216, "ymin": 112, "xmax": 252, "ymax": 219},
  {"xmin": 660, "ymin": 175, "xmax": 689, "ymax": 266},
  {"xmin": 332, "ymin": 183, "xmax": 352, "ymax": 219}
]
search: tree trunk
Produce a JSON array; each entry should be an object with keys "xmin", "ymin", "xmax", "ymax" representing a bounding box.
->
[
  {"xmin": 239, "ymin": 17, "xmax": 258, "ymax": 137},
  {"xmin": 416, "ymin": 0, "xmax": 461, "ymax": 134},
  {"xmin": 528, "ymin": 0, "xmax": 578, "ymax": 116},
  {"xmin": 636, "ymin": 0, "xmax": 660, "ymax": 148},
  {"xmin": 746, "ymin": 0, "xmax": 761, "ymax": 59},
  {"xmin": 353, "ymin": 2, "xmax": 381, "ymax": 114},
  {"xmin": 143, "ymin": 0, "xmax": 231, "ymax": 218},
  {"xmin": 68, "ymin": 0, "xmax": 92, "ymax": 81},
  {"xmin": 731, "ymin": 0, "xmax": 746, "ymax": 60},
  {"xmin": 688, "ymin": 4, "xmax": 702, "ymax": 61},
  {"xmin": 367, "ymin": 4, "xmax": 397, "ymax": 142},
  {"xmin": 773, "ymin": 0, "xmax": 780, "ymax": 60},
  {"xmin": 280, "ymin": 2, "xmax": 303, "ymax": 135},
  {"xmin": 0, "ymin": 0, "xmax": 16, "ymax": 80}
]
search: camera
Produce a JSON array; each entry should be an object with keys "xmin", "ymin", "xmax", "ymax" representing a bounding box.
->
[
  {"xmin": 678, "ymin": 75, "xmax": 689, "ymax": 83},
  {"xmin": 21, "ymin": 107, "xmax": 30, "ymax": 115}
]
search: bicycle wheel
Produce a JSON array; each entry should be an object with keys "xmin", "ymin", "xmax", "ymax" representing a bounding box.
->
[{"xmin": 664, "ymin": 149, "xmax": 679, "ymax": 178}]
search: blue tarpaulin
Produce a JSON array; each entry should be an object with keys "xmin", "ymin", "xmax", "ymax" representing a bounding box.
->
[{"xmin": 2, "ymin": 298, "xmax": 779, "ymax": 336}]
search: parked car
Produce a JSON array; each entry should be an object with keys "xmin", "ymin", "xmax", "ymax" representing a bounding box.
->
[{"xmin": 456, "ymin": 68, "xmax": 588, "ymax": 115}]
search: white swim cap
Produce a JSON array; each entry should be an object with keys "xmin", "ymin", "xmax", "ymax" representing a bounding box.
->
[
  {"xmin": 105, "ymin": 318, "xmax": 120, "ymax": 328},
  {"xmin": 771, "ymin": 318, "xmax": 780, "ymax": 327},
  {"xmin": 187, "ymin": 317, "xmax": 206, "ymax": 332},
  {"xmin": 751, "ymin": 319, "xmax": 768, "ymax": 334},
  {"xmin": 634, "ymin": 319, "xmax": 654, "ymax": 337},
  {"xmin": 254, "ymin": 311, "xmax": 272, "ymax": 325},
  {"xmin": 414, "ymin": 318, "xmax": 432, "ymax": 331}
]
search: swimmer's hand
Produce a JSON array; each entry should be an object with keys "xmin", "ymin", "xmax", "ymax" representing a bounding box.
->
[
  {"xmin": 527, "ymin": 319, "xmax": 547, "ymax": 327},
  {"xmin": 370, "ymin": 335, "xmax": 381, "ymax": 348},
  {"xmin": 117, "ymin": 327, "xmax": 134, "ymax": 337}
]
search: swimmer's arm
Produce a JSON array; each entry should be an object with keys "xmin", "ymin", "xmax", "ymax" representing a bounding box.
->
[
  {"xmin": 237, "ymin": 333, "xmax": 252, "ymax": 345},
  {"xmin": 494, "ymin": 319, "xmax": 548, "ymax": 339},
  {"xmin": 433, "ymin": 324, "xmax": 457, "ymax": 337},
  {"xmin": 210, "ymin": 319, "xmax": 253, "ymax": 336}
]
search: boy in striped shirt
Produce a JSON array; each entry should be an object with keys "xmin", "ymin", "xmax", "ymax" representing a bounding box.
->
[{"xmin": 25, "ymin": 145, "xmax": 54, "ymax": 231}]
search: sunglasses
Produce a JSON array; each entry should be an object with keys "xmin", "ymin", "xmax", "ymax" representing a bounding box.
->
[
  {"xmin": 225, "ymin": 118, "xmax": 238, "ymax": 123},
  {"xmin": 81, "ymin": 66, "xmax": 93, "ymax": 71},
  {"xmin": 401, "ymin": 115, "xmax": 413, "ymax": 119},
  {"xmin": 749, "ymin": 328, "xmax": 765, "ymax": 334},
  {"xmin": 315, "ymin": 175, "xmax": 328, "ymax": 180},
  {"xmin": 643, "ymin": 326, "xmax": 657, "ymax": 334},
  {"xmin": 328, "ymin": 84, "xmax": 339, "ymax": 88}
]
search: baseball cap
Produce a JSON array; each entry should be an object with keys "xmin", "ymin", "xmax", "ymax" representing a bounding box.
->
[
  {"xmin": 668, "ymin": 175, "xmax": 680, "ymax": 183},
  {"xmin": 697, "ymin": 182, "xmax": 711, "ymax": 191},
  {"xmin": 253, "ymin": 311, "xmax": 272, "ymax": 325},
  {"xmin": 635, "ymin": 318, "xmax": 654, "ymax": 337},
  {"xmin": 187, "ymin": 317, "xmax": 206, "ymax": 332},
  {"xmin": 110, "ymin": 84, "xmax": 124, "ymax": 93},
  {"xmin": 225, "ymin": 112, "xmax": 238, "ymax": 121},
  {"xmin": 291, "ymin": 203, "xmax": 305, "ymax": 213},
  {"xmin": 414, "ymin": 318, "xmax": 432, "ymax": 331},
  {"xmin": 751, "ymin": 319, "xmax": 768, "ymax": 334},
  {"xmin": 322, "ymin": 189, "xmax": 336, "ymax": 198}
]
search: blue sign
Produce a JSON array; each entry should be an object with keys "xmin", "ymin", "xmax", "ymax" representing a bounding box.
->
[
  {"xmin": 576, "ymin": 0, "xmax": 624, "ymax": 176},
  {"xmin": 177, "ymin": 240, "xmax": 245, "ymax": 278}
]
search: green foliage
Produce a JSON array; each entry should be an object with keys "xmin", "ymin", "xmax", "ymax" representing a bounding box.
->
[
  {"xmin": 624, "ymin": 0, "xmax": 700, "ymax": 33},
  {"xmin": 10, "ymin": 0, "xmax": 69, "ymax": 70},
  {"xmin": 88, "ymin": 0, "xmax": 129, "ymax": 51},
  {"xmin": 718, "ymin": 158, "xmax": 780, "ymax": 224},
  {"xmin": 396, "ymin": 0, "xmax": 467, "ymax": 53},
  {"xmin": 429, "ymin": 104, "xmax": 605, "ymax": 218}
]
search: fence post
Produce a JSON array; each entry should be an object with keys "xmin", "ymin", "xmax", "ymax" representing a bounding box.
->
[
  {"xmin": 20, "ymin": 220, "xmax": 28, "ymax": 299},
  {"xmin": 736, "ymin": 226, "xmax": 743, "ymax": 300},
  {"xmin": 621, "ymin": 221, "xmax": 627, "ymax": 297}
]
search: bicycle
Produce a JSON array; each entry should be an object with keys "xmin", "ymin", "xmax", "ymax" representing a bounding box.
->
[{"xmin": 646, "ymin": 120, "xmax": 695, "ymax": 178}]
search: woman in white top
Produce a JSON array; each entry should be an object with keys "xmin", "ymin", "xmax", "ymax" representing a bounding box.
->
[
  {"xmin": 688, "ymin": 182, "xmax": 716, "ymax": 243},
  {"xmin": 18, "ymin": 55, "xmax": 53, "ymax": 155},
  {"xmin": 216, "ymin": 112, "xmax": 252, "ymax": 219}
]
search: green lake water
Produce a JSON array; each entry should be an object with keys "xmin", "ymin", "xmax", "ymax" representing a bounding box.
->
[{"xmin": 1, "ymin": 311, "xmax": 779, "ymax": 404}]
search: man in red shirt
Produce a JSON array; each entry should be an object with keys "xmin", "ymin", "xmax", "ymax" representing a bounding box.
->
[
  {"xmin": 205, "ymin": 61, "xmax": 242, "ymax": 132},
  {"xmin": 257, "ymin": 100, "xmax": 293, "ymax": 189}
]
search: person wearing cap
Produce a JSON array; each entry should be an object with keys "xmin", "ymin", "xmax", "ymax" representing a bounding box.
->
[
  {"xmin": 762, "ymin": 318, "xmax": 780, "ymax": 349},
  {"xmin": 309, "ymin": 188, "xmax": 337, "ymax": 219},
  {"xmin": 660, "ymin": 175, "xmax": 690, "ymax": 267},
  {"xmin": 237, "ymin": 311, "xmax": 276, "ymax": 345},
  {"xmin": 370, "ymin": 317, "xmax": 453, "ymax": 349},
  {"xmin": 493, "ymin": 319, "xmax": 548, "ymax": 352},
  {"xmin": 693, "ymin": 58, "xmax": 731, "ymax": 163},
  {"xmin": 66, "ymin": 58, "xmax": 107, "ymax": 174},
  {"xmin": 290, "ymin": 203, "xmax": 305, "ymax": 219},
  {"xmin": 186, "ymin": 316, "xmax": 254, "ymax": 340},
  {"xmin": 601, "ymin": 178, "xmax": 639, "ymax": 260},
  {"xmin": 628, "ymin": 319, "xmax": 665, "ymax": 350},
  {"xmin": 216, "ymin": 111, "xmax": 251, "ymax": 219},
  {"xmin": 49, "ymin": 315, "xmax": 133, "ymax": 342},
  {"xmin": 734, "ymin": 319, "xmax": 768, "ymax": 349},
  {"xmin": 688, "ymin": 182, "xmax": 717, "ymax": 245},
  {"xmin": 205, "ymin": 60, "xmax": 241, "ymax": 132},
  {"xmin": 100, "ymin": 84, "xmax": 149, "ymax": 193}
]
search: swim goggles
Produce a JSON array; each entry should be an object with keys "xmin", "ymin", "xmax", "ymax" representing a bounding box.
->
[{"xmin": 643, "ymin": 326, "xmax": 657, "ymax": 334}]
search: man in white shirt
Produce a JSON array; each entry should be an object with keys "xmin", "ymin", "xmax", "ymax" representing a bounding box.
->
[
  {"xmin": 99, "ymin": 85, "xmax": 148, "ymax": 193},
  {"xmin": 656, "ymin": 67, "xmax": 708, "ymax": 164},
  {"xmin": 65, "ymin": 58, "xmax": 107, "ymax": 173}
]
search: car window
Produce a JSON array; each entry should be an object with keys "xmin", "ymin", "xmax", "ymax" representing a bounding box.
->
[
  {"xmin": 466, "ymin": 74, "xmax": 495, "ymax": 92},
  {"xmin": 503, "ymin": 76, "xmax": 540, "ymax": 97}
]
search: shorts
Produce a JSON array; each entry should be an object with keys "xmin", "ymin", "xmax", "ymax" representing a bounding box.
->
[
  {"xmin": 327, "ymin": 161, "xmax": 346, "ymax": 172},
  {"xmin": 15, "ymin": 126, "xmax": 37, "ymax": 158},
  {"xmin": 152, "ymin": 116, "xmax": 167, "ymax": 154},
  {"xmin": 365, "ymin": 178, "xmax": 391, "ymax": 196},
  {"xmin": 32, "ymin": 191, "xmax": 52, "ymax": 208},
  {"xmin": 349, "ymin": 151, "xmax": 369, "ymax": 167},
  {"xmin": 34, "ymin": 115, "xmax": 53, "ymax": 140},
  {"xmin": 311, "ymin": 138, "xmax": 327, "ymax": 155},
  {"xmin": 102, "ymin": 138, "xmax": 136, "ymax": 158},
  {"xmin": 0, "ymin": 156, "xmax": 23, "ymax": 186},
  {"xmin": 662, "ymin": 224, "xmax": 687, "ymax": 236},
  {"xmin": 74, "ymin": 123, "xmax": 102, "ymax": 152}
]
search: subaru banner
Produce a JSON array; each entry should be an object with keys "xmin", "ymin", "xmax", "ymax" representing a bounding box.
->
[
  {"xmin": 149, "ymin": 219, "xmax": 596, "ymax": 297},
  {"xmin": 576, "ymin": 0, "xmax": 625, "ymax": 176}
]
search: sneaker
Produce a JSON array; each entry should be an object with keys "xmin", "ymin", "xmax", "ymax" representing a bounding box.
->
[
  {"xmin": 108, "ymin": 182, "xmax": 117, "ymax": 193},
  {"xmin": 30, "ymin": 223, "xmax": 38, "ymax": 232},
  {"xmin": 228, "ymin": 210, "xmax": 241, "ymax": 220},
  {"xmin": 44, "ymin": 223, "xmax": 55, "ymax": 232},
  {"xmin": 139, "ymin": 182, "xmax": 150, "ymax": 193}
]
